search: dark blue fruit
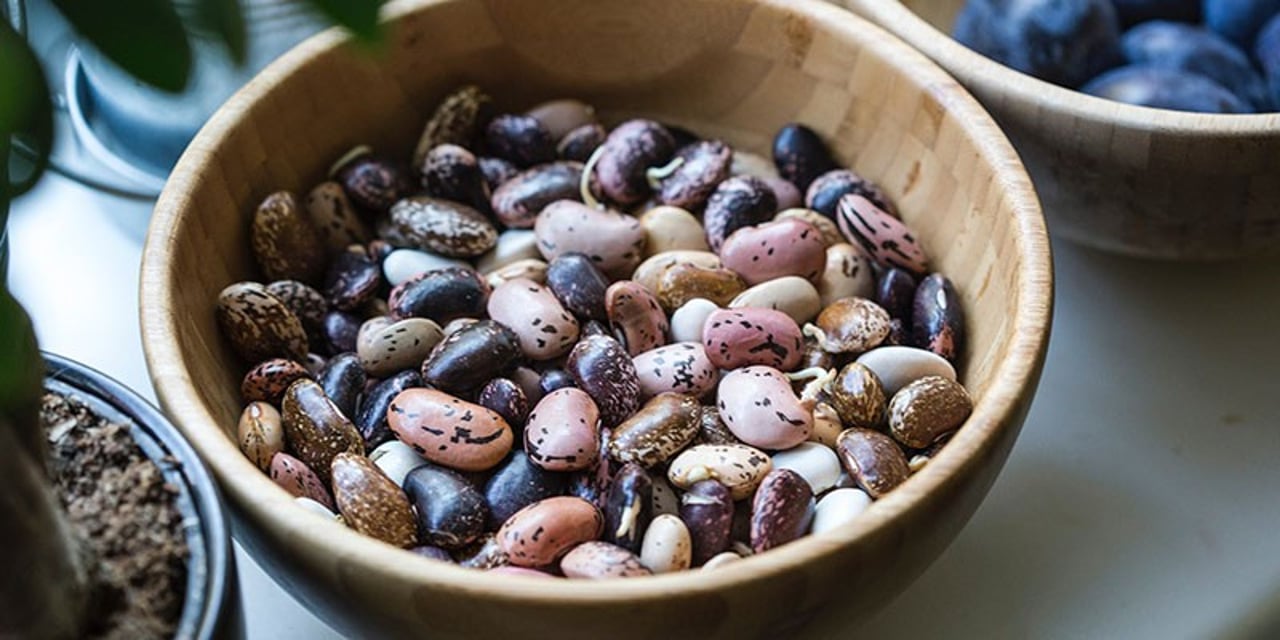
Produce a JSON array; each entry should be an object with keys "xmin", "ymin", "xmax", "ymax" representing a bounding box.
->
[
  {"xmin": 1203, "ymin": 0, "xmax": 1280, "ymax": 49},
  {"xmin": 1121, "ymin": 21, "xmax": 1270, "ymax": 110},
  {"xmin": 953, "ymin": 0, "xmax": 1123, "ymax": 88},
  {"xmin": 1081, "ymin": 65, "xmax": 1251, "ymax": 112}
]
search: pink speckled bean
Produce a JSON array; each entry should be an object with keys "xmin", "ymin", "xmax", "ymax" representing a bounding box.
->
[
  {"xmin": 701, "ymin": 308, "xmax": 803, "ymax": 371},
  {"xmin": 524, "ymin": 388, "xmax": 602, "ymax": 472},
  {"xmin": 632, "ymin": 342, "xmax": 718, "ymax": 400},
  {"xmin": 716, "ymin": 366, "xmax": 813, "ymax": 450},
  {"xmin": 835, "ymin": 194, "xmax": 928, "ymax": 275},
  {"xmin": 386, "ymin": 388, "xmax": 513, "ymax": 472},
  {"xmin": 269, "ymin": 452, "xmax": 333, "ymax": 508},
  {"xmin": 560, "ymin": 541, "xmax": 653, "ymax": 579},
  {"xmin": 605, "ymin": 280, "xmax": 669, "ymax": 356},
  {"xmin": 487, "ymin": 277, "xmax": 580, "ymax": 360},
  {"xmin": 719, "ymin": 218, "xmax": 827, "ymax": 286},
  {"xmin": 497, "ymin": 496, "xmax": 604, "ymax": 567}
]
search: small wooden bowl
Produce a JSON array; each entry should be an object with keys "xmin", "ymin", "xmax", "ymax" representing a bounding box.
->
[
  {"xmin": 845, "ymin": 0, "xmax": 1280, "ymax": 260},
  {"xmin": 140, "ymin": 0, "xmax": 1052, "ymax": 637}
]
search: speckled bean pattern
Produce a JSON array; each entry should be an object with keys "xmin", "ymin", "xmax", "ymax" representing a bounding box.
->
[
  {"xmin": 835, "ymin": 428, "xmax": 911, "ymax": 499},
  {"xmin": 280, "ymin": 379, "xmax": 364, "ymax": 483},
  {"xmin": 251, "ymin": 191, "xmax": 326, "ymax": 284},
  {"xmin": 594, "ymin": 119, "xmax": 676, "ymax": 205},
  {"xmin": 811, "ymin": 297, "xmax": 891, "ymax": 354},
  {"xmin": 703, "ymin": 176, "xmax": 778, "ymax": 252},
  {"xmin": 305, "ymin": 181, "xmax": 369, "ymax": 253},
  {"xmin": 658, "ymin": 140, "xmax": 732, "ymax": 210},
  {"xmin": 632, "ymin": 342, "xmax": 718, "ymax": 400},
  {"xmin": 524, "ymin": 388, "xmax": 601, "ymax": 472},
  {"xmin": 656, "ymin": 262, "xmax": 746, "ymax": 311},
  {"xmin": 560, "ymin": 541, "xmax": 653, "ymax": 579},
  {"xmin": 535, "ymin": 200, "xmax": 645, "ymax": 279},
  {"xmin": 545, "ymin": 252, "xmax": 610, "ymax": 322},
  {"xmin": 888, "ymin": 375, "xmax": 972, "ymax": 449},
  {"xmin": 331, "ymin": 452, "xmax": 419, "ymax": 548},
  {"xmin": 413, "ymin": 85, "xmax": 491, "ymax": 169},
  {"xmin": 606, "ymin": 280, "xmax": 669, "ymax": 356},
  {"xmin": 491, "ymin": 161, "xmax": 584, "ymax": 229},
  {"xmin": 356, "ymin": 317, "xmax": 443, "ymax": 377},
  {"xmin": 716, "ymin": 366, "xmax": 812, "ymax": 450},
  {"xmin": 216, "ymin": 282, "xmax": 309, "ymax": 363},
  {"xmin": 667, "ymin": 443, "xmax": 773, "ymax": 501},
  {"xmin": 239, "ymin": 402, "xmax": 285, "ymax": 471},
  {"xmin": 836, "ymin": 194, "xmax": 927, "ymax": 275},
  {"xmin": 388, "ymin": 266, "xmax": 490, "ymax": 324},
  {"xmin": 719, "ymin": 218, "xmax": 826, "ymax": 286},
  {"xmin": 270, "ymin": 452, "xmax": 333, "ymax": 508},
  {"xmin": 241, "ymin": 358, "xmax": 312, "ymax": 403},
  {"xmin": 498, "ymin": 496, "xmax": 604, "ymax": 567},
  {"xmin": 565, "ymin": 335, "xmax": 640, "ymax": 428},
  {"xmin": 911, "ymin": 273, "xmax": 965, "ymax": 364},
  {"xmin": 390, "ymin": 196, "xmax": 498, "ymax": 258},
  {"xmin": 827, "ymin": 362, "xmax": 887, "ymax": 429},
  {"xmin": 387, "ymin": 388, "xmax": 514, "ymax": 471},
  {"xmin": 750, "ymin": 468, "xmax": 815, "ymax": 553},
  {"xmin": 702, "ymin": 308, "xmax": 804, "ymax": 371},
  {"xmin": 488, "ymin": 278, "xmax": 580, "ymax": 360},
  {"xmin": 609, "ymin": 392, "xmax": 701, "ymax": 468},
  {"xmin": 632, "ymin": 250, "xmax": 722, "ymax": 295}
]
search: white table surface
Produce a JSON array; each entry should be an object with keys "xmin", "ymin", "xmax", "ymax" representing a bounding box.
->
[{"xmin": 9, "ymin": 170, "xmax": 1280, "ymax": 639}]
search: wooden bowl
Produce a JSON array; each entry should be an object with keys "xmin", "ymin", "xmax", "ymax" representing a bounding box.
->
[
  {"xmin": 844, "ymin": 0, "xmax": 1280, "ymax": 260},
  {"xmin": 140, "ymin": 0, "xmax": 1052, "ymax": 637}
]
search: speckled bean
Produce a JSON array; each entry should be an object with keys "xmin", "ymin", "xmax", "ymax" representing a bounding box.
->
[
  {"xmin": 772, "ymin": 124, "xmax": 838, "ymax": 192},
  {"xmin": 269, "ymin": 452, "xmax": 333, "ymax": 507},
  {"xmin": 809, "ymin": 297, "xmax": 891, "ymax": 354},
  {"xmin": 818, "ymin": 243, "xmax": 875, "ymax": 307},
  {"xmin": 836, "ymin": 195, "xmax": 927, "ymax": 275},
  {"xmin": 632, "ymin": 250, "xmax": 721, "ymax": 295},
  {"xmin": 603, "ymin": 463, "xmax": 653, "ymax": 553},
  {"xmin": 316, "ymin": 352, "xmax": 365, "ymax": 421},
  {"xmin": 807, "ymin": 402, "xmax": 843, "ymax": 448},
  {"xmin": 404, "ymin": 464, "xmax": 489, "ymax": 549},
  {"xmin": 729, "ymin": 276, "xmax": 822, "ymax": 324},
  {"xmin": 281, "ymin": 379, "xmax": 364, "ymax": 482},
  {"xmin": 639, "ymin": 513, "xmax": 692, "ymax": 573},
  {"xmin": 560, "ymin": 541, "xmax": 652, "ymax": 579},
  {"xmin": 334, "ymin": 150, "xmax": 412, "ymax": 214},
  {"xmin": 805, "ymin": 168, "xmax": 895, "ymax": 219},
  {"xmin": 524, "ymin": 388, "xmax": 601, "ymax": 472},
  {"xmin": 656, "ymin": 262, "xmax": 746, "ymax": 311},
  {"xmin": 888, "ymin": 375, "xmax": 972, "ymax": 449},
  {"xmin": 305, "ymin": 181, "xmax": 370, "ymax": 253},
  {"xmin": 716, "ymin": 366, "xmax": 813, "ymax": 450},
  {"xmin": 679, "ymin": 480, "xmax": 735, "ymax": 566},
  {"xmin": 608, "ymin": 392, "xmax": 701, "ymax": 468},
  {"xmin": 702, "ymin": 308, "xmax": 803, "ymax": 371},
  {"xmin": 667, "ymin": 443, "xmax": 773, "ymax": 501},
  {"xmin": 911, "ymin": 273, "xmax": 964, "ymax": 364},
  {"xmin": 420, "ymin": 320, "xmax": 522, "ymax": 393},
  {"xmin": 413, "ymin": 85, "xmax": 491, "ymax": 169},
  {"xmin": 390, "ymin": 196, "xmax": 498, "ymax": 258},
  {"xmin": 355, "ymin": 369, "xmax": 422, "ymax": 448},
  {"xmin": 594, "ymin": 119, "xmax": 676, "ymax": 205},
  {"xmin": 357, "ymin": 317, "xmax": 443, "ymax": 377},
  {"xmin": 485, "ymin": 114, "xmax": 556, "ymax": 168},
  {"xmin": 498, "ymin": 496, "xmax": 604, "ymax": 567},
  {"xmin": 775, "ymin": 208, "xmax": 843, "ymax": 248},
  {"xmin": 251, "ymin": 191, "xmax": 326, "ymax": 284},
  {"xmin": 387, "ymin": 388, "xmax": 514, "ymax": 472},
  {"xmin": 265, "ymin": 280, "xmax": 328, "ymax": 343},
  {"xmin": 484, "ymin": 450, "xmax": 568, "ymax": 530},
  {"xmin": 703, "ymin": 176, "xmax": 778, "ymax": 252},
  {"xmin": 657, "ymin": 140, "xmax": 732, "ymax": 210},
  {"xmin": 241, "ymin": 358, "xmax": 311, "ymax": 404},
  {"xmin": 827, "ymin": 362, "xmax": 887, "ymax": 429},
  {"xmin": 331, "ymin": 452, "xmax": 418, "ymax": 548},
  {"xmin": 488, "ymin": 278, "xmax": 580, "ymax": 360},
  {"xmin": 632, "ymin": 342, "xmax": 718, "ymax": 400},
  {"xmin": 535, "ymin": 200, "xmax": 646, "ymax": 280},
  {"xmin": 638, "ymin": 206, "xmax": 710, "ymax": 257},
  {"xmin": 565, "ymin": 334, "xmax": 640, "ymax": 428},
  {"xmin": 545, "ymin": 252, "xmax": 610, "ymax": 322},
  {"xmin": 490, "ymin": 162, "xmax": 584, "ymax": 229},
  {"xmin": 388, "ymin": 266, "xmax": 490, "ymax": 324},
  {"xmin": 477, "ymin": 378, "xmax": 530, "ymax": 431},
  {"xmin": 216, "ymin": 282, "xmax": 309, "ymax": 363},
  {"xmin": 835, "ymin": 427, "xmax": 910, "ymax": 499},
  {"xmin": 750, "ymin": 468, "xmax": 815, "ymax": 553},
  {"xmin": 692, "ymin": 405, "xmax": 741, "ymax": 446},
  {"xmin": 719, "ymin": 218, "xmax": 826, "ymax": 286},
  {"xmin": 605, "ymin": 280, "xmax": 669, "ymax": 356},
  {"xmin": 421, "ymin": 144, "xmax": 492, "ymax": 214},
  {"xmin": 238, "ymin": 402, "xmax": 284, "ymax": 471}
]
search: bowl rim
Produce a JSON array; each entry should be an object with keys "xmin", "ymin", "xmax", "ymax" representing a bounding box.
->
[
  {"xmin": 141, "ymin": 0, "xmax": 1053, "ymax": 607},
  {"xmin": 848, "ymin": 0, "xmax": 1280, "ymax": 135}
]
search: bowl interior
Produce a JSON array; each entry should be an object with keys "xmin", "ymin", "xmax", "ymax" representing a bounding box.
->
[{"xmin": 142, "ymin": 0, "xmax": 1050, "ymax": 635}]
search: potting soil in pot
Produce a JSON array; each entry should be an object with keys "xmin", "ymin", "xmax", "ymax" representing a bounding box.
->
[{"xmin": 43, "ymin": 391, "xmax": 188, "ymax": 639}]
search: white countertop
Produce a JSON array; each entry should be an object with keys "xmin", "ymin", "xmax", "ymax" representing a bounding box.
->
[{"xmin": 9, "ymin": 170, "xmax": 1280, "ymax": 639}]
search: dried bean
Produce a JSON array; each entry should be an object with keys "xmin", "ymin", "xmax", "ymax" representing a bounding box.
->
[
  {"xmin": 835, "ymin": 427, "xmax": 910, "ymax": 499},
  {"xmin": 241, "ymin": 358, "xmax": 311, "ymax": 404},
  {"xmin": 485, "ymin": 114, "xmax": 556, "ymax": 168},
  {"xmin": 387, "ymin": 388, "xmax": 514, "ymax": 472},
  {"xmin": 911, "ymin": 273, "xmax": 965, "ymax": 363},
  {"xmin": 404, "ymin": 464, "xmax": 489, "ymax": 549},
  {"xmin": 639, "ymin": 513, "xmax": 692, "ymax": 573},
  {"xmin": 561, "ymin": 542, "xmax": 652, "ymax": 579},
  {"xmin": 524, "ymin": 388, "xmax": 601, "ymax": 472},
  {"xmin": 484, "ymin": 451, "xmax": 567, "ymax": 530},
  {"xmin": 545, "ymin": 252, "xmax": 610, "ymax": 322},
  {"xmin": 608, "ymin": 392, "xmax": 701, "ymax": 468},
  {"xmin": 270, "ymin": 452, "xmax": 333, "ymax": 507},
  {"xmin": 331, "ymin": 452, "xmax": 418, "ymax": 548},
  {"xmin": 238, "ymin": 402, "xmax": 284, "ymax": 471},
  {"xmin": 750, "ymin": 469, "xmax": 815, "ymax": 553},
  {"xmin": 716, "ymin": 366, "xmax": 812, "ymax": 450},
  {"xmin": 389, "ymin": 266, "xmax": 490, "ymax": 324},
  {"xmin": 772, "ymin": 124, "xmax": 838, "ymax": 192},
  {"xmin": 421, "ymin": 144, "xmax": 492, "ymax": 214},
  {"xmin": 679, "ymin": 480, "xmax": 734, "ymax": 566},
  {"xmin": 355, "ymin": 370, "xmax": 422, "ymax": 449},
  {"xmin": 316, "ymin": 352, "xmax": 365, "ymax": 420},
  {"xmin": 281, "ymin": 379, "xmax": 364, "ymax": 483},
  {"xmin": 594, "ymin": 119, "xmax": 676, "ymax": 205},
  {"xmin": 497, "ymin": 496, "xmax": 604, "ymax": 567},
  {"xmin": 888, "ymin": 375, "xmax": 972, "ymax": 449},
  {"xmin": 251, "ymin": 191, "xmax": 326, "ymax": 284},
  {"xmin": 703, "ymin": 175, "xmax": 778, "ymax": 252},
  {"xmin": 217, "ymin": 282, "xmax": 309, "ymax": 363},
  {"xmin": 491, "ymin": 161, "xmax": 584, "ymax": 229},
  {"xmin": 603, "ymin": 463, "xmax": 653, "ymax": 553}
]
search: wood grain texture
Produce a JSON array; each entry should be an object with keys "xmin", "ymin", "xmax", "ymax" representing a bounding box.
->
[
  {"xmin": 139, "ymin": 0, "xmax": 1052, "ymax": 637},
  {"xmin": 844, "ymin": 0, "xmax": 1280, "ymax": 260}
]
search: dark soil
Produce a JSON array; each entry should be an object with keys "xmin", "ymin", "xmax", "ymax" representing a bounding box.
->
[{"xmin": 43, "ymin": 391, "xmax": 188, "ymax": 639}]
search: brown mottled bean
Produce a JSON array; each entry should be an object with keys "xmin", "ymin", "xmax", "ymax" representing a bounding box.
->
[
  {"xmin": 280, "ymin": 379, "xmax": 364, "ymax": 483},
  {"xmin": 656, "ymin": 262, "xmax": 746, "ymax": 311},
  {"xmin": 421, "ymin": 144, "xmax": 492, "ymax": 215},
  {"xmin": 241, "ymin": 358, "xmax": 311, "ymax": 403},
  {"xmin": 390, "ymin": 196, "xmax": 498, "ymax": 258},
  {"xmin": 835, "ymin": 427, "xmax": 910, "ymax": 499},
  {"xmin": 606, "ymin": 280, "xmax": 669, "ymax": 356},
  {"xmin": 413, "ymin": 85, "xmax": 491, "ymax": 169},
  {"xmin": 251, "ymin": 191, "xmax": 326, "ymax": 284},
  {"xmin": 888, "ymin": 375, "xmax": 972, "ymax": 449},
  {"xmin": 216, "ymin": 282, "xmax": 309, "ymax": 363},
  {"xmin": 827, "ymin": 362, "xmax": 887, "ymax": 429},
  {"xmin": 810, "ymin": 297, "xmax": 891, "ymax": 354},
  {"xmin": 238, "ymin": 402, "xmax": 284, "ymax": 471},
  {"xmin": 305, "ymin": 181, "xmax": 370, "ymax": 253},
  {"xmin": 331, "ymin": 452, "xmax": 418, "ymax": 548},
  {"xmin": 608, "ymin": 392, "xmax": 701, "ymax": 468}
]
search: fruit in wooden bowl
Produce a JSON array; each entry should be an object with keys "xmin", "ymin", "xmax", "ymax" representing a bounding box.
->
[{"xmin": 140, "ymin": 0, "xmax": 1051, "ymax": 637}]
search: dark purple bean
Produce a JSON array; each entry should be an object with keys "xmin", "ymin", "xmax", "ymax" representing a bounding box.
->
[
  {"xmin": 420, "ymin": 320, "xmax": 522, "ymax": 393},
  {"xmin": 421, "ymin": 143, "xmax": 493, "ymax": 215},
  {"xmin": 692, "ymin": 405, "xmax": 741, "ymax": 446},
  {"xmin": 479, "ymin": 156, "xmax": 519, "ymax": 192},
  {"xmin": 483, "ymin": 450, "xmax": 567, "ymax": 530},
  {"xmin": 772, "ymin": 124, "xmax": 838, "ymax": 192},
  {"xmin": 354, "ymin": 370, "xmax": 422, "ymax": 448},
  {"xmin": 404, "ymin": 464, "xmax": 488, "ymax": 549},
  {"xmin": 749, "ymin": 469, "xmax": 815, "ymax": 553},
  {"xmin": 557, "ymin": 123, "xmax": 606, "ymax": 162},
  {"xmin": 538, "ymin": 368, "xmax": 577, "ymax": 395},
  {"xmin": 911, "ymin": 273, "xmax": 965, "ymax": 364},
  {"xmin": 322, "ymin": 310, "xmax": 361, "ymax": 355},
  {"xmin": 805, "ymin": 169, "xmax": 895, "ymax": 220},
  {"xmin": 658, "ymin": 140, "xmax": 732, "ymax": 211},
  {"xmin": 490, "ymin": 161, "xmax": 584, "ymax": 229},
  {"xmin": 545, "ymin": 252, "xmax": 610, "ymax": 322},
  {"xmin": 477, "ymin": 378, "xmax": 530, "ymax": 431},
  {"xmin": 324, "ymin": 247, "xmax": 381, "ymax": 311},
  {"xmin": 703, "ymin": 176, "xmax": 777, "ymax": 252},
  {"xmin": 594, "ymin": 119, "xmax": 676, "ymax": 205},
  {"xmin": 484, "ymin": 114, "xmax": 556, "ymax": 168},
  {"xmin": 387, "ymin": 266, "xmax": 490, "ymax": 324},
  {"xmin": 680, "ymin": 479, "xmax": 734, "ymax": 566},
  {"xmin": 603, "ymin": 463, "xmax": 653, "ymax": 554},
  {"xmin": 565, "ymin": 334, "xmax": 640, "ymax": 428},
  {"xmin": 334, "ymin": 150, "xmax": 412, "ymax": 215},
  {"xmin": 316, "ymin": 352, "xmax": 365, "ymax": 421},
  {"xmin": 567, "ymin": 427, "xmax": 614, "ymax": 511},
  {"xmin": 875, "ymin": 267, "xmax": 917, "ymax": 323}
]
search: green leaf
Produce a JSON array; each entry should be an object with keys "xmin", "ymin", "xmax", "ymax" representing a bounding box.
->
[
  {"xmin": 307, "ymin": 0, "xmax": 384, "ymax": 44},
  {"xmin": 194, "ymin": 0, "xmax": 247, "ymax": 65},
  {"xmin": 0, "ymin": 21, "xmax": 52, "ymax": 199},
  {"xmin": 50, "ymin": 0, "xmax": 193, "ymax": 92}
]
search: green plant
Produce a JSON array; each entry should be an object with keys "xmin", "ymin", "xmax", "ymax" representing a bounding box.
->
[{"xmin": 0, "ymin": 1, "xmax": 384, "ymax": 636}]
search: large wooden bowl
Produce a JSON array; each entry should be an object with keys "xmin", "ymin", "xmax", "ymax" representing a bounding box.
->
[
  {"xmin": 844, "ymin": 0, "xmax": 1280, "ymax": 260},
  {"xmin": 140, "ymin": 0, "xmax": 1052, "ymax": 637}
]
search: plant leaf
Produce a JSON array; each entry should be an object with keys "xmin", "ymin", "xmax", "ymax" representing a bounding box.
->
[
  {"xmin": 306, "ymin": 0, "xmax": 384, "ymax": 44},
  {"xmin": 194, "ymin": 0, "xmax": 248, "ymax": 65},
  {"xmin": 0, "ymin": 21, "xmax": 52, "ymax": 199},
  {"xmin": 50, "ymin": 0, "xmax": 193, "ymax": 92}
]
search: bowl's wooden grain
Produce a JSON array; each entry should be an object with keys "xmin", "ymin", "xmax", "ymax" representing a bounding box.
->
[
  {"xmin": 140, "ymin": 0, "xmax": 1052, "ymax": 637},
  {"xmin": 845, "ymin": 0, "xmax": 1280, "ymax": 260}
]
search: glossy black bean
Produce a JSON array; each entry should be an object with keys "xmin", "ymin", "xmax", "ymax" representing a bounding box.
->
[
  {"xmin": 679, "ymin": 479, "xmax": 734, "ymax": 566},
  {"xmin": 421, "ymin": 143, "xmax": 492, "ymax": 215},
  {"xmin": 702, "ymin": 175, "xmax": 778, "ymax": 252},
  {"xmin": 545, "ymin": 252, "xmax": 610, "ymax": 322},
  {"xmin": 911, "ymin": 273, "xmax": 965, "ymax": 364},
  {"xmin": 324, "ymin": 247, "xmax": 381, "ymax": 311},
  {"xmin": 404, "ymin": 464, "xmax": 489, "ymax": 549},
  {"xmin": 355, "ymin": 370, "xmax": 423, "ymax": 448},
  {"xmin": 603, "ymin": 463, "xmax": 653, "ymax": 554},
  {"xmin": 875, "ymin": 267, "xmax": 917, "ymax": 323},
  {"xmin": 490, "ymin": 161, "xmax": 584, "ymax": 229},
  {"xmin": 805, "ymin": 169, "xmax": 896, "ymax": 220},
  {"xmin": 482, "ymin": 450, "xmax": 567, "ymax": 530},
  {"xmin": 316, "ymin": 352, "xmax": 365, "ymax": 421},
  {"xmin": 538, "ymin": 368, "xmax": 577, "ymax": 395},
  {"xmin": 387, "ymin": 266, "xmax": 490, "ymax": 324},
  {"xmin": 484, "ymin": 114, "xmax": 556, "ymax": 168},
  {"xmin": 477, "ymin": 378, "xmax": 530, "ymax": 431},
  {"xmin": 772, "ymin": 124, "xmax": 837, "ymax": 192},
  {"xmin": 565, "ymin": 334, "xmax": 640, "ymax": 428},
  {"xmin": 321, "ymin": 310, "xmax": 361, "ymax": 355},
  {"xmin": 420, "ymin": 320, "xmax": 522, "ymax": 393}
]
